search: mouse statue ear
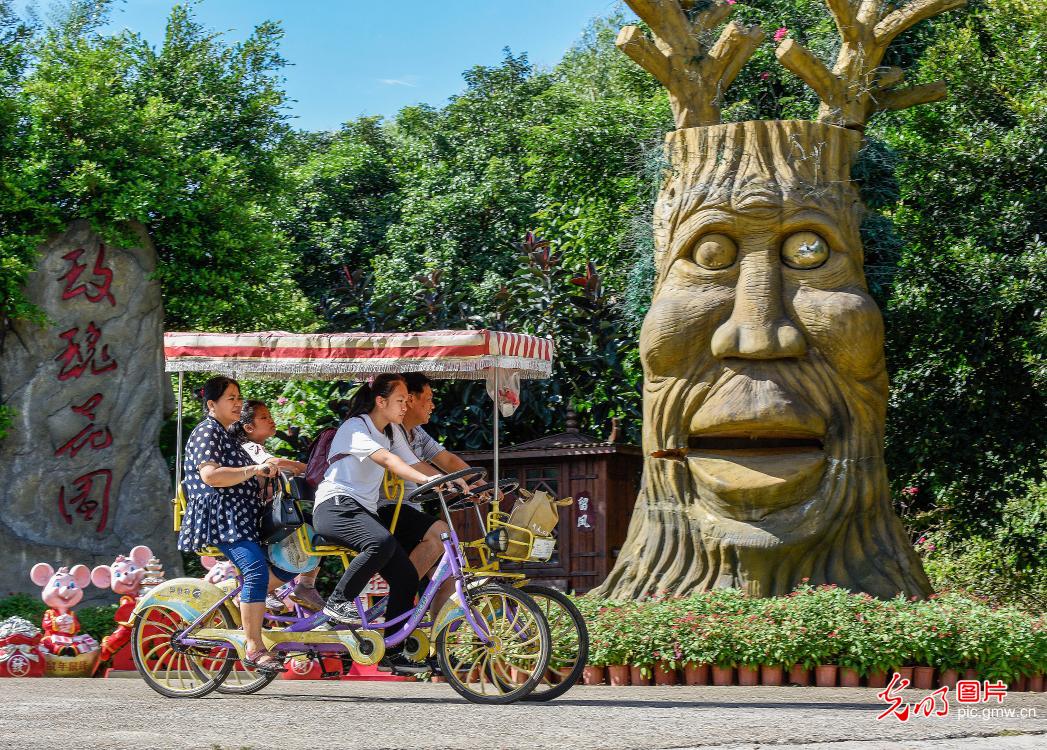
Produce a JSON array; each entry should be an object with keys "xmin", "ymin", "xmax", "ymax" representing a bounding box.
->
[{"xmin": 30, "ymin": 563, "xmax": 55, "ymax": 587}]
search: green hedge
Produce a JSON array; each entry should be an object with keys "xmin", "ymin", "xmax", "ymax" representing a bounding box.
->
[{"xmin": 575, "ymin": 585, "xmax": 1047, "ymax": 681}]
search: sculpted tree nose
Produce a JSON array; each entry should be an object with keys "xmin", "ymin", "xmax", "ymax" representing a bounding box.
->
[{"xmin": 711, "ymin": 248, "xmax": 807, "ymax": 360}]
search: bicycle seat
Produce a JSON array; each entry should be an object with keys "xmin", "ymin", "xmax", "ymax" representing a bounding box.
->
[{"xmin": 310, "ymin": 533, "xmax": 343, "ymax": 547}]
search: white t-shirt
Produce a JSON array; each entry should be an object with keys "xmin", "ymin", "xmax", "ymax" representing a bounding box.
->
[
  {"xmin": 314, "ymin": 415, "xmax": 420, "ymax": 513},
  {"xmin": 240, "ymin": 441, "xmax": 275, "ymax": 465},
  {"xmin": 378, "ymin": 425, "xmax": 446, "ymax": 510}
]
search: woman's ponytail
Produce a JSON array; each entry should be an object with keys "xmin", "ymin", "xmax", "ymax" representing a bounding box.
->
[{"xmin": 346, "ymin": 374, "xmax": 405, "ymax": 438}]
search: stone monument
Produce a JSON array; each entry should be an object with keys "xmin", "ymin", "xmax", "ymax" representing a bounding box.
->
[
  {"xmin": 595, "ymin": 0, "xmax": 963, "ymax": 599},
  {"xmin": 0, "ymin": 220, "xmax": 179, "ymax": 598}
]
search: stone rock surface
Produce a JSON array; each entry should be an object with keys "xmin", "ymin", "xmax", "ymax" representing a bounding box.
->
[{"xmin": 0, "ymin": 220, "xmax": 180, "ymax": 600}]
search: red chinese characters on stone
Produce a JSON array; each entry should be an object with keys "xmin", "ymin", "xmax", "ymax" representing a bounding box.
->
[
  {"xmin": 54, "ymin": 394, "xmax": 113, "ymax": 458},
  {"xmin": 59, "ymin": 246, "xmax": 115, "ymax": 306},
  {"xmin": 57, "ymin": 469, "xmax": 112, "ymax": 532},
  {"xmin": 54, "ymin": 323, "xmax": 117, "ymax": 381}
]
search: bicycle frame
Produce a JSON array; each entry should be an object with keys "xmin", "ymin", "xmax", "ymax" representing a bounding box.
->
[{"xmin": 173, "ymin": 526, "xmax": 491, "ymax": 659}]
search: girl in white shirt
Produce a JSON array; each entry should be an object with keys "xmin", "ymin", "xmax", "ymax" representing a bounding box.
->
[
  {"xmin": 230, "ymin": 400, "xmax": 321, "ymax": 610},
  {"xmin": 312, "ymin": 373, "xmax": 436, "ymax": 673}
]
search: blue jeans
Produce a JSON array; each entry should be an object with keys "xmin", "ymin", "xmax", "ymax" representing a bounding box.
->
[{"xmin": 216, "ymin": 540, "xmax": 295, "ymax": 604}]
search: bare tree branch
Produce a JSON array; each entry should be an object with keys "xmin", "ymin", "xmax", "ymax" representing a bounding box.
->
[
  {"xmin": 826, "ymin": 0, "xmax": 861, "ymax": 43},
  {"xmin": 871, "ymin": 80, "xmax": 948, "ymax": 113},
  {"xmin": 708, "ymin": 22, "xmax": 767, "ymax": 92},
  {"xmin": 625, "ymin": 0, "xmax": 696, "ymax": 54},
  {"xmin": 775, "ymin": 0, "xmax": 967, "ymax": 129},
  {"xmin": 616, "ymin": 1, "xmax": 763, "ymax": 127},
  {"xmin": 776, "ymin": 38, "xmax": 839, "ymax": 107},
  {"xmin": 875, "ymin": 66, "xmax": 905, "ymax": 89},
  {"xmin": 875, "ymin": 0, "xmax": 967, "ymax": 46},
  {"xmin": 616, "ymin": 25, "xmax": 672, "ymax": 88}
]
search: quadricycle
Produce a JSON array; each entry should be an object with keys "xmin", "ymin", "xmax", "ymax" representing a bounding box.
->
[{"xmin": 129, "ymin": 329, "xmax": 588, "ymax": 704}]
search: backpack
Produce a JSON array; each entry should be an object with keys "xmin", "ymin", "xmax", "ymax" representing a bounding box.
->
[
  {"xmin": 303, "ymin": 418, "xmax": 365, "ymax": 489},
  {"xmin": 303, "ymin": 426, "xmax": 338, "ymax": 489}
]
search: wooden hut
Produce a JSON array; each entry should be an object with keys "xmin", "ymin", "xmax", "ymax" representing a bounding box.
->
[{"xmin": 455, "ymin": 418, "xmax": 642, "ymax": 593}]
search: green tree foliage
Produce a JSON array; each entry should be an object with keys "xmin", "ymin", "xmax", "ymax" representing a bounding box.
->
[
  {"xmin": 0, "ymin": 0, "xmax": 314, "ymax": 332},
  {"xmin": 874, "ymin": 0, "xmax": 1047, "ymax": 538}
]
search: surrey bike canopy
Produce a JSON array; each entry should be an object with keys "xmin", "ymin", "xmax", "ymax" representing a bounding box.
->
[{"xmin": 163, "ymin": 329, "xmax": 555, "ymax": 493}]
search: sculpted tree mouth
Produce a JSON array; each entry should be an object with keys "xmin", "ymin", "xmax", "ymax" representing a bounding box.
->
[{"xmin": 687, "ymin": 434, "xmax": 824, "ymax": 453}]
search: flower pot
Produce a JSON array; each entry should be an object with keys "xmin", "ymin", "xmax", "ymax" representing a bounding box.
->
[
  {"xmin": 711, "ymin": 665, "xmax": 734, "ymax": 686},
  {"xmin": 607, "ymin": 665, "xmax": 629, "ymax": 687},
  {"xmin": 737, "ymin": 665, "xmax": 759, "ymax": 686},
  {"xmin": 630, "ymin": 665, "xmax": 652, "ymax": 686},
  {"xmin": 815, "ymin": 664, "xmax": 837, "ymax": 687},
  {"xmin": 1028, "ymin": 674, "xmax": 1044, "ymax": 692},
  {"xmin": 788, "ymin": 665, "xmax": 811, "ymax": 686},
  {"xmin": 683, "ymin": 662, "xmax": 709, "ymax": 686},
  {"xmin": 938, "ymin": 669, "xmax": 959, "ymax": 690},
  {"xmin": 866, "ymin": 671, "xmax": 887, "ymax": 689},
  {"xmin": 913, "ymin": 666, "xmax": 935, "ymax": 690},
  {"xmin": 583, "ymin": 665, "xmax": 605, "ymax": 686},
  {"xmin": 654, "ymin": 661, "xmax": 677, "ymax": 686},
  {"xmin": 839, "ymin": 667, "xmax": 861, "ymax": 687},
  {"xmin": 897, "ymin": 666, "xmax": 915, "ymax": 685},
  {"xmin": 963, "ymin": 668, "xmax": 978, "ymax": 681},
  {"xmin": 760, "ymin": 665, "xmax": 783, "ymax": 687},
  {"xmin": 545, "ymin": 666, "xmax": 572, "ymax": 685},
  {"xmin": 1011, "ymin": 676, "xmax": 1028, "ymax": 692}
]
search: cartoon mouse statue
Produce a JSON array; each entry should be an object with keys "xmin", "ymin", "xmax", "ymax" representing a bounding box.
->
[
  {"xmin": 90, "ymin": 545, "xmax": 153, "ymax": 668},
  {"xmin": 29, "ymin": 563, "xmax": 100, "ymax": 676},
  {"xmin": 200, "ymin": 555, "xmax": 238, "ymax": 585}
]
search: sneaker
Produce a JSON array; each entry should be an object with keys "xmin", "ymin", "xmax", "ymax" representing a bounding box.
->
[
  {"xmin": 289, "ymin": 582, "xmax": 326, "ymax": 611},
  {"xmin": 265, "ymin": 594, "xmax": 287, "ymax": 613},
  {"xmin": 378, "ymin": 650, "xmax": 429, "ymax": 675},
  {"xmin": 321, "ymin": 599, "xmax": 357, "ymax": 624}
]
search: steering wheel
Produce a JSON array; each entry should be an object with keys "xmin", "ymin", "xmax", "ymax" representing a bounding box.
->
[{"xmin": 406, "ymin": 467, "xmax": 487, "ymax": 506}]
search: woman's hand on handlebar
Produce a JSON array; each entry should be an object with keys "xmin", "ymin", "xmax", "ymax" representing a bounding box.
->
[{"xmin": 254, "ymin": 463, "xmax": 278, "ymax": 479}]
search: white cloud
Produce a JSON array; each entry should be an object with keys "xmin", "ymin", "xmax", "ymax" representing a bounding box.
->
[{"xmin": 378, "ymin": 77, "xmax": 418, "ymax": 87}]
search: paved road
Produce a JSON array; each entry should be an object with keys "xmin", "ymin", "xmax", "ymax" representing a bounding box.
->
[{"xmin": 1, "ymin": 678, "xmax": 1044, "ymax": 749}]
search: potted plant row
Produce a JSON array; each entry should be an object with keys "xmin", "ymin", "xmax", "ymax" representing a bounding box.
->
[{"xmin": 574, "ymin": 585, "xmax": 1047, "ymax": 691}]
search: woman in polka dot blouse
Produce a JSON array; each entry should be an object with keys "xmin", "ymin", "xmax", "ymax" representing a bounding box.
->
[{"xmin": 177, "ymin": 376, "xmax": 294, "ymax": 673}]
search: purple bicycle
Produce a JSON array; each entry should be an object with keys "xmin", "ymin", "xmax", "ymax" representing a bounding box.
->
[{"xmin": 130, "ymin": 468, "xmax": 553, "ymax": 704}]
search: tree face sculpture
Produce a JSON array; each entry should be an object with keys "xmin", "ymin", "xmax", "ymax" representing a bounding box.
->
[{"xmin": 596, "ymin": 0, "xmax": 964, "ymax": 599}]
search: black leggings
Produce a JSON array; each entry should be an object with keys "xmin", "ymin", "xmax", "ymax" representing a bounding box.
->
[{"xmin": 312, "ymin": 496, "xmax": 419, "ymax": 628}]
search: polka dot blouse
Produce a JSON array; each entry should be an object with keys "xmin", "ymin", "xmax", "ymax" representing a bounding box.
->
[{"xmin": 177, "ymin": 416, "xmax": 262, "ymax": 552}]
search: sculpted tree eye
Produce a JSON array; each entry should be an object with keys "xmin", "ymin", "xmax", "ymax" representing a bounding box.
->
[
  {"xmin": 691, "ymin": 233, "xmax": 737, "ymax": 270},
  {"xmin": 781, "ymin": 231, "xmax": 829, "ymax": 269}
]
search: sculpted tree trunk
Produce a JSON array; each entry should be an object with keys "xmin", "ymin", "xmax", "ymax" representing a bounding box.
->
[{"xmin": 595, "ymin": 0, "xmax": 964, "ymax": 600}]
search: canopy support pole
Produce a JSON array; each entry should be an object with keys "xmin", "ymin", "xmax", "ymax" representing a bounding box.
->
[
  {"xmin": 175, "ymin": 372, "xmax": 184, "ymax": 495},
  {"xmin": 493, "ymin": 366, "xmax": 500, "ymax": 506}
]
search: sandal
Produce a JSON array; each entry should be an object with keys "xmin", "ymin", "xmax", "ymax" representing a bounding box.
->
[{"xmin": 243, "ymin": 649, "xmax": 288, "ymax": 673}]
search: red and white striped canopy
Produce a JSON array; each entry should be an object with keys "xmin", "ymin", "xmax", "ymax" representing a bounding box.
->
[{"xmin": 163, "ymin": 329, "xmax": 554, "ymax": 381}]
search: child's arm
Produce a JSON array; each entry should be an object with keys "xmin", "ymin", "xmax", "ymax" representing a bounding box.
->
[{"xmin": 266, "ymin": 457, "xmax": 306, "ymax": 475}]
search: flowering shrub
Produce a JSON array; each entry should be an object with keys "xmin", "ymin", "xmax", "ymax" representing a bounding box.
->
[{"xmin": 576, "ymin": 585, "xmax": 1047, "ymax": 680}]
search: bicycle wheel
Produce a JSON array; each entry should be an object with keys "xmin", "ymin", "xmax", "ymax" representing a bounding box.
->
[
  {"xmin": 213, "ymin": 642, "xmax": 279, "ymax": 695},
  {"xmin": 179, "ymin": 604, "xmax": 280, "ymax": 695},
  {"xmin": 519, "ymin": 584, "xmax": 588, "ymax": 701},
  {"xmin": 131, "ymin": 604, "xmax": 232, "ymax": 698},
  {"xmin": 435, "ymin": 582, "xmax": 551, "ymax": 705}
]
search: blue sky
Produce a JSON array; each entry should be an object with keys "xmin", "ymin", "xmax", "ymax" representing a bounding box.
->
[{"xmin": 22, "ymin": 0, "xmax": 635, "ymax": 132}]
